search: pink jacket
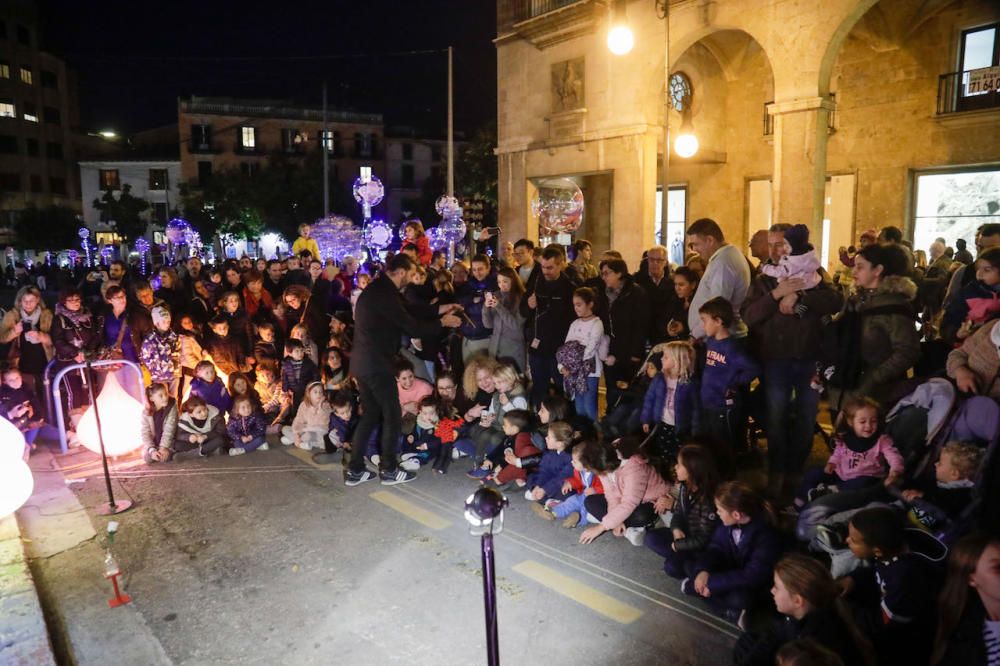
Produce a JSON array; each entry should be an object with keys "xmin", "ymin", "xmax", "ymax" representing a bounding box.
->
[
  {"xmin": 827, "ymin": 434, "xmax": 903, "ymax": 481},
  {"xmin": 291, "ymin": 400, "xmax": 331, "ymax": 436},
  {"xmin": 599, "ymin": 456, "xmax": 670, "ymax": 530}
]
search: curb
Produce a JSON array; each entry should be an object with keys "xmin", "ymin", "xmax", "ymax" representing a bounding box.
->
[{"xmin": 0, "ymin": 513, "xmax": 57, "ymax": 666}]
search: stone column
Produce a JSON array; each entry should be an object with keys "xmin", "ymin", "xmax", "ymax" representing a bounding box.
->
[
  {"xmin": 770, "ymin": 97, "xmax": 834, "ymax": 240},
  {"xmin": 496, "ymin": 149, "xmax": 532, "ymax": 248}
]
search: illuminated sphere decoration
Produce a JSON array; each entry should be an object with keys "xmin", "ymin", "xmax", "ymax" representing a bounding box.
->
[
  {"xmin": 0, "ymin": 417, "xmax": 33, "ymax": 518},
  {"xmin": 312, "ymin": 215, "xmax": 366, "ymax": 264},
  {"xmin": 76, "ymin": 373, "xmax": 144, "ymax": 457},
  {"xmin": 78, "ymin": 228, "xmax": 90, "ymax": 240},
  {"xmin": 531, "ymin": 178, "xmax": 584, "ymax": 234},
  {"xmin": 435, "ymin": 195, "xmax": 462, "ymax": 219},
  {"xmin": 165, "ymin": 218, "xmax": 192, "ymax": 245},
  {"xmin": 439, "ymin": 217, "xmax": 467, "ymax": 245},
  {"xmin": 352, "ymin": 175, "xmax": 384, "ymax": 208},
  {"xmin": 363, "ymin": 219, "xmax": 394, "ymax": 251},
  {"xmin": 426, "ymin": 227, "xmax": 448, "ymax": 252}
]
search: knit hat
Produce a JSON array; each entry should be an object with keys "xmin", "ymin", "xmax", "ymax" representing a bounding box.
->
[
  {"xmin": 784, "ymin": 224, "xmax": 812, "ymax": 256},
  {"xmin": 151, "ymin": 305, "xmax": 171, "ymax": 326}
]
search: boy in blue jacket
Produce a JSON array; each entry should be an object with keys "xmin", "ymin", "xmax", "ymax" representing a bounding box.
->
[
  {"xmin": 525, "ymin": 420, "xmax": 575, "ymax": 502},
  {"xmin": 697, "ymin": 297, "xmax": 760, "ymax": 451},
  {"xmin": 189, "ymin": 360, "xmax": 232, "ymax": 414}
]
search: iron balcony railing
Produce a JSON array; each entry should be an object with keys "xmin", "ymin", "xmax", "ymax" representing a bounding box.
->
[
  {"xmin": 938, "ymin": 68, "xmax": 1000, "ymax": 114},
  {"xmin": 511, "ymin": 0, "xmax": 584, "ymax": 23}
]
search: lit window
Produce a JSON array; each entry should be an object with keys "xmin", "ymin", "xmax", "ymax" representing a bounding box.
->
[
  {"xmin": 23, "ymin": 102, "xmax": 37, "ymax": 123},
  {"xmin": 0, "ymin": 62, "xmax": 9, "ymax": 79},
  {"xmin": 240, "ymin": 126, "xmax": 255, "ymax": 149},
  {"xmin": 19, "ymin": 67, "xmax": 31, "ymax": 85},
  {"xmin": 321, "ymin": 130, "xmax": 334, "ymax": 152},
  {"xmin": 99, "ymin": 169, "xmax": 120, "ymax": 191},
  {"xmin": 0, "ymin": 102, "xmax": 13, "ymax": 118}
]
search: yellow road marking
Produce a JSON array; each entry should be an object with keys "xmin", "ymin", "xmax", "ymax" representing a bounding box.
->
[
  {"xmin": 369, "ymin": 490, "xmax": 451, "ymax": 530},
  {"xmin": 512, "ymin": 560, "xmax": 643, "ymax": 624}
]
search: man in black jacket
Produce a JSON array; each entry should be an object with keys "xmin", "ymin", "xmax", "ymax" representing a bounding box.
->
[
  {"xmin": 634, "ymin": 245, "xmax": 676, "ymax": 345},
  {"xmin": 346, "ymin": 254, "xmax": 463, "ymax": 486},
  {"xmin": 522, "ymin": 245, "xmax": 576, "ymax": 408}
]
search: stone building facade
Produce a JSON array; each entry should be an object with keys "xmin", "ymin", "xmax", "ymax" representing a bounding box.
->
[{"xmin": 495, "ymin": 0, "xmax": 1000, "ymax": 267}]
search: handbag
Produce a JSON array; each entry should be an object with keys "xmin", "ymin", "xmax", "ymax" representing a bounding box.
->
[
  {"xmin": 6, "ymin": 335, "xmax": 20, "ymax": 369},
  {"xmin": 95, "ymin": 318, "xmax": 128, "ymax": 370}
]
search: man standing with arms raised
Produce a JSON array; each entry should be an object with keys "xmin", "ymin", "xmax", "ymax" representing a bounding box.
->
[{"xmin": 345, "ymin": 254, "xmax": 463, "ymax": 486}]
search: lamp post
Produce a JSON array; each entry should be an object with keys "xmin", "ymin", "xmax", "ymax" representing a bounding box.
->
[{"xmin": 608, "ymin": 0, "xmax": 698, "ymax": 247}]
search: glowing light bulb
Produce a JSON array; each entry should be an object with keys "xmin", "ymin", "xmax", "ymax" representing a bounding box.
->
[
  {"xmin": 674, "ymin": 133, "xmax": 699, "ymax": 159},
  {"xmin": 607, "ymin": 25, "xmax": 634, "ymax": 56},
  {"xmin": 76, "ymin": 373, "xmax": 144, "ymax": 457}
]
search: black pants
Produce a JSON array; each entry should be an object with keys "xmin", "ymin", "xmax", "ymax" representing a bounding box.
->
[
  {"xmin": 351, "ymin": 373, "xmax": 401, "ymax": 474},
  {"xmin": 584, "ymin": 494, "xmax": 657, "ymax": 528}
]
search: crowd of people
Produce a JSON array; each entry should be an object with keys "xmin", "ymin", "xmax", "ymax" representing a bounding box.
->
[{"xmin": 3, "ymin": 217, "xmax": 1000, "ymax": 666}]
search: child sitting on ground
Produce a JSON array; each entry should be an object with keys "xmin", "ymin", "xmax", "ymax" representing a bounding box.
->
[
  {"xmin": 140, "ymin": 382, "xmax": 178, "ymax": 464},
  {"xmin": 321, "ymin": 347, "xmax": 350, "ymax": 397},
  {"xmin": 641, "ymin": 340, "xmax": 700, "ymax": 463},
  {"xmin": 282, "ymin": 339, "xmax": 320, "ymax": 408},
  {"xmin": 684, "ymin": 481, "xmax": 782, "ymax": 630},
  {"xmin": 480, "ymin": 409, "xmax": 541, "ymax": 487},
  {"xmin": 402, "ymin": 396, "xmax": 445, "ymax": 468},
  {"xmin": 282, "ymin": 381, "xmax": 330, "ymax": 450},
  {"xmin": 189, "ymin": 360, "xmax": 232, "ymax": 415},
  {"xmin": 840, "ymin": 506, "xmax": 946, "ymax": 666},
  {"xmin": 760, "ymin": 224, "xmax": 822, "ymax": 291},
  {"xmin": 644, "ymin": 444, "xmax": 721, "ymax": 579},
  {"xmin": 254, "ymin": 362, "xmax": 291, "ymax": 432},
  {"xmin": 175, "ymin": 395, "xmax": 228, "ymax": 459},
  {"xmin": 203, "ymin": 314, "xmax": 250, "ymax": 377},
  {"xmin": 900, "ymin": 440, "xmax": 983, "ymax": 531},
  {"xmin": 531, "ymin": 441, "xmax": 604, "ymax": 528},
  {"xmin": 253, "ymin": 321, "xmax": 280, "ymax": 366},
  {"xmin": 795, "ymin": 397, "xmax": 903, "ymax": 508},
  {"xmin": 228, "ymin": 372, "xmax": 260, "ymax": 410},
  {"xmin": 578, "ymin": 436, "xmax": 672, "ymax": 547},
  {"xmin": 464, "ymin": 361, "xmax": 530, "ymax": 467},
  {"xmin": 524, "ymin": 421, "xmax": 576, "ymax": 504},
  {"xmin": 226, "ymin": 395, "xmax": 268, "ymax": 456},
  {"xmin": 290, "ymin": 324, "xmax": 319, "ymax": 366}
]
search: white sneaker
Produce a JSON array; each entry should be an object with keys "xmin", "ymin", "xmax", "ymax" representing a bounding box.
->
[
  {"xmin": 368, "ymin": 454, "xmax": 381, "ymax": 467},
  {"xmin": 524, "ymin": 490, "xmax": 534, "ymax": 501},
  {"xmin": 280, "ymin": 436, "xmax": 293, "ymax": 446},
  {"xmin": 258, "ymin": 442, "xmax": 270, "ymax": 451},
  {"xmin": 400, "ymin": 458, "xmax": 420, "ymax": 472},
  {"xmin": 624, "ymin": 527, "xmax": 646, "ymax": 546},
  {"xmin": 295, "ymin": 440, "xmax": 312, "ymax": 450},
  {"xmin": 229, "ymin": 447, "xmax": 246, "ymax": 457},
  {"xmin": 451, "ymin": 448, "xmax": 461, "ymax": 460}
]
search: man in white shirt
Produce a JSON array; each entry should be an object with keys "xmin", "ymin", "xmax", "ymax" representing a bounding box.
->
[{"xmin": 686, "ymin": 218, "xmax": 752, "ymax": 339}]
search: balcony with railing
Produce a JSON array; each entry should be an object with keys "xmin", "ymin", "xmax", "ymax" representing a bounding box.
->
[
  {"xmin": 938, "ymin": 67, "xmax": 1000, "ymax": 115},
  {"xmin": 497, "ymin": 0, "xmax": 606, "ymax": 49}
]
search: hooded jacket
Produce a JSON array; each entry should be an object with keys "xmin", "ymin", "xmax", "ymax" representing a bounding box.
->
[
  {"xmin": 226, "ymin": 411, "xmax": 267, "ymax": 441},
  {"xmin": 640, "ymin": 374, "xmax": 700, "ymax": 437},
  {"xmin": 598, "ymin": 455, "xmax": 670, "ymax": 531},
  {"xmin": 941, "ymin": 277, "xmax": 1000, "ymax": 344},
  {"xmin": 176, "ymin": 404, "xmax": 226, "ymax": 446},
  {"xmin": 140, "ymin": 328, "xmax": 180, "ymax": 383},
  {"xmin": 140, "ymin": 400, "xmax": 178, "ymax": 453},
  {"xmin": 853, "ymin": 275, "xmax": 920, "ymax": 401}
]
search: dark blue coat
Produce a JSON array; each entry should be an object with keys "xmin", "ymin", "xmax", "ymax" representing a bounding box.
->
[
  {"xmin": 226, "ymin": 412, "xmax": 267, "ymax": 440},
  {"xmin": 457, "ymin": 273, "xmax": 498, "ymax": 340},
  {"xmin": 695, "ymin": 514, "xmax": 781, "ymax": 596},
  {"xmin": 527, "ymin": 448, "xmax": 574, "ymax": 499},
  {"xmin": 640, "ymin": 374, "xmax": 699, "ymax": 436}
]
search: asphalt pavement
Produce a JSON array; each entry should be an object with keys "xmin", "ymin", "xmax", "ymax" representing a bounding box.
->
[{"xmin": 25, "ymin": 442, "xmax": 738, "ymax": 666}]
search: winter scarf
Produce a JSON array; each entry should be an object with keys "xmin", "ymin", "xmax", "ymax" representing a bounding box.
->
[{"xmin": 55, "ymin": 303, "xmax": 92, "ymax": 327}]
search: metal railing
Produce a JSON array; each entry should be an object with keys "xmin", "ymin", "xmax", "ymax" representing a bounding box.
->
[
  {"xmin": 938, "ymin": 69, "xmax": 1000, "ymax": 114},
  {"xmin": 511, "ymin": 0, "xmax": 585, "ymax": 23},
  {"xmin": 47, "ymin": 359, "xmax": 144, "ymax": 455}
]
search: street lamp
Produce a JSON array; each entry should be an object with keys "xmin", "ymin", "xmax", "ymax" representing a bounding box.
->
[
  {"xmin": 606, "ymin": 1, "xmax": 634, "ymax": 56},
  {"xmin": 465, "ymin": 487, "xmax": 508, "ymax": 666},
  {"xmin": 609, "ymin": 0, "xmax": 699, "ymax": 245}
]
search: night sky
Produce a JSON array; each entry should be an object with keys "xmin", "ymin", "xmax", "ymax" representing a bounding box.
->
[{"xmin": 36, "ymin": 0, "xmax": 497, "ymax": 137}]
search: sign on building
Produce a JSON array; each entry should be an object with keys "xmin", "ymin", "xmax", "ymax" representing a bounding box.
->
[{"xmin": 968, "ymin": 66, "xmax": 1000, "ymax": 94}]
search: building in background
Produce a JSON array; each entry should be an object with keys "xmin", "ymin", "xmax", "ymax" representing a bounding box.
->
[
  {"xmin": 177, "ymin": 96, "xmax": 385, "ymax": 206},
  {"xmin": 494, "ymin": 0, "xmax": 1000, "ymax": 267},
  {"xmin": 383, "ymin": 126, "xmax": 464, "ymax": 224},
  {"xmin": 0, "ymin": 0, "xmax": 81, "ymax": 235}
]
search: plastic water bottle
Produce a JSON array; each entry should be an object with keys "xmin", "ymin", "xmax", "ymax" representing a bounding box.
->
[{"xmin": 104, "ymin": 549, "xmax": 120, "ymax": 577}]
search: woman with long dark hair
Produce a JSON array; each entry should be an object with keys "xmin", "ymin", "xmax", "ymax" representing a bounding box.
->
[{"xmin": 482, "ymin": 265, "xmax": 526, "ymax": 371}]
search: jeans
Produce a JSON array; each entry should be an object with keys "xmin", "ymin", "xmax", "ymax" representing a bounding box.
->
[
  {"xmin": 351, "ymin": 373, "xmax": 403, "ymax": 474},
  {"xmin": 551, "ymin": 493, "xmax": 588, "ymax": 525},
  {"xmin": 574, "ymin": 376, "xmax": 599, "ymax": 423},
  {"xmin": 528, "ymin": 351, "xmax": 562, "ymax": 408},
  {"xmin": 764, "ymin": 359, "xmax": 822, "ymax": 476},
  {"xmin": 236, "ymin": 434, "xmax": 266, "ymax": 452},
  {"xmin": 584, "ymin": 495, "xmax": 657, "ymax": 528}
]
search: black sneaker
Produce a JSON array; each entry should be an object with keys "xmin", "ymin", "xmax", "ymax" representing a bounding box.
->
[
  {"xmin": 345, "ymin": 469, "xmax": 376, "ymax": 486},
  {"xmin": 380, "ymin": 468, "xmax": 416, "ymax": 485}
]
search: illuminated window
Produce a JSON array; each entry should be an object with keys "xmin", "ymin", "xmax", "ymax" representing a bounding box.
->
[
  {"xmin": 240, "ymin": 126, "xmax": 255, "ymax": 149},
  {"xmin": 0, "ymin": 101, "xmax": 13, "ymax": 118},
  {"xmin": 19, "ymin": 66, "xmax": 31, "ymax": 85},
  {"xmin": 99, "ymin": 169, "xmax": 120, "ymax": 191},
  {"xmin": 22, "ymin": 102, "xmax": 37, "ymax": 123}
]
